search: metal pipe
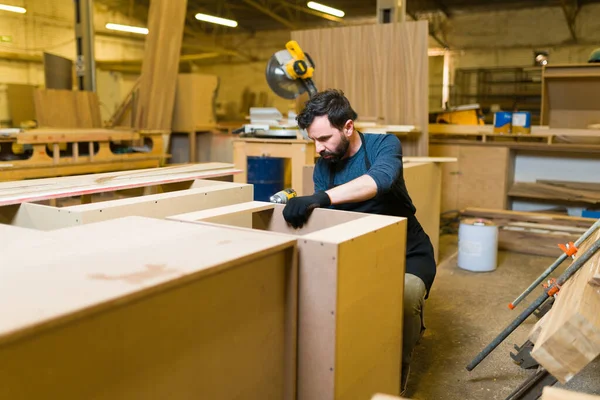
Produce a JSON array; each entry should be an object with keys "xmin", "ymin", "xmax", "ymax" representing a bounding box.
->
[
  {"xmin": 74, "ymin": 0, "xmax": 96, "ymax": 91},
  {"xmin": 508, "ymin": 218, "xmax": 600, "ymax": 310},
  {"xmin": 466, "ymin": 238, "xmax": 600, "ymax": 371}
]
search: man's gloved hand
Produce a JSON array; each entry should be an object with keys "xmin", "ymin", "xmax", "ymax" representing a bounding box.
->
[{"xmin": 283, "ymin": 191, "xmax": 331, "ymax": 229}]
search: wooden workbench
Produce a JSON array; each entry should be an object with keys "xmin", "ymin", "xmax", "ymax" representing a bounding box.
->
[
  {"xmin": 233, "ymin": 137, "xmax": 316, "ymax": 196},
  {"xmin": 0, "ymin": 128, "xmax": 171, "ymax": 181}
]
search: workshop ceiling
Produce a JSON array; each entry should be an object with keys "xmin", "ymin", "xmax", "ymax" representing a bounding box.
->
[{"xmin": 99, "ymin": 0, "xmax": 600, "ymax": 33}]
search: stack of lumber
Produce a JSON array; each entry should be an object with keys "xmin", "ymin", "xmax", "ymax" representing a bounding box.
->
[
  {"xmin": 542, "ymin": 387, "xmax": 600, "ymax": 400},
  {"xmin": 509, "ymin": 180, "xmax": 600, "ymax": 205},
  {"xmin": 530, "ymin": 226, "xmax": 600, "ymax": 383},
  {"xmin": 461, "ymin": 208, "xmax": 596, "ymax": 257}
]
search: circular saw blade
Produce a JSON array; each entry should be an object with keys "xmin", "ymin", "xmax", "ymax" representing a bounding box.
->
[{"xmin": 265, "ymin": 54, "xmax": 306, "ymax": 100}]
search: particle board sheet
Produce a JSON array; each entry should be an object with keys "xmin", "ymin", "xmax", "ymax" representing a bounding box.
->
[
  {"xmin": 291, "ymin": 21, "xmax": 429, "ymax": 156},
  {"xmin": 0, "ymin": 216, "xmax": 297, "ymax": 399},
  {"xmin": 168, "ymin": 202, "xmax": 406, "ymax": 400},
  {"xmin": 531, "ymin": 228, "xmax": 600, "ymax": 383},
  {"xmin": 3, "ymin": 182, "xmax": 253, "ymax": 231},
  {"xmin": 134, "ymin": 0, "xmax": 187, "ymax": 130},
  {"xmin": 33, "ymin": 89, "xmax": 102, "ymax": 128},
  {"xmin": 0, "ymin": 163, "xmax": 238, "ymax": 206}
]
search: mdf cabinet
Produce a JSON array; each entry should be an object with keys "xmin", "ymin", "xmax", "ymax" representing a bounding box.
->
[{"xmin": 430, "ymin": 144, "xmax": 514, "ymax": 212}]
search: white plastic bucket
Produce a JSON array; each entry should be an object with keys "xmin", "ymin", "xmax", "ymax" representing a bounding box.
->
[{"xmin": 457, "ymin": 218, "xmax": 499, "ymax": 272}]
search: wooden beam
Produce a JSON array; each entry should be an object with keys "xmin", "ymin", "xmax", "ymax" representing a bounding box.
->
[{"xmin": 241, "ymin": 0, "xmax": 298, "ymax": 29}]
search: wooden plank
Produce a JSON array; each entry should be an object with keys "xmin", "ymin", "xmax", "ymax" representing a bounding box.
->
[
  {"xmin": 292, "ymin": 21, "xmax": 429, "ymax": 156},
  {"xmin": 0, "ymin": 163, "xmax": 240, "ymax": 206},
  {"xmin": 168, "ymin": 202, "xmax": 406, "ymax": 400},
  {"xmin": 462, "ymin": 208, "xmax": 596, "ymax": 229},
  {"xmin": 5, "ymin": 182, "xmax": 252, "ymax": 231},
  {"xmin": 0, "ymin": 216, "xmax": 297, "ymax": 399},
  {"xmin": 509, "ymin": 182, "xmax": 600, "ymax": 204},
  {"xmin": 16, "ymin": 128, "xmax": 140, "ymax": 144},
  {"xmin": 531, "ymin": 228, "xmax": 600, "ymax": 383},
  {"xmin": 430, "ymin": 144, "xmax": 460, "ymax": 212},
  {"xmin": 537, "ymin": 179, "xmax": 600, "ymax": 192},
  {"xmin": 542, "ymin": 387, "xmax": 600, "ymax": 400},
  {"xmin": 134, "ymin": 0, "xmax": 187, "ymax": 130}
]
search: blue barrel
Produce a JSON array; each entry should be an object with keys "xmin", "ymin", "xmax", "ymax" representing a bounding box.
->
[{"xmin": 247, "ymin": 156, "xmax": 285, "ymax": 202}]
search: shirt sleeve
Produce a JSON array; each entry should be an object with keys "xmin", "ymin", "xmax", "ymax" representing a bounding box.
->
[
  {"xmin": 313, "ymin": 160, "xmax": 328, "ymax": 193},
  {"xmin": 366, "ymin": 134, "xmax": 403, "ymax": 195}
]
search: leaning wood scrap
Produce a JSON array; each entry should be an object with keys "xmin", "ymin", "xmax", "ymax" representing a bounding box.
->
[
  {"xmin": 542, "ymin": 387, "xmax": 600, "ymax": 400},
  {"xmin": 530, "ymin": 228, "xmax": 600, "ymax": 383},
  {"xmin": 461, "ymin": 208, "xmax": 595, "ymax": 257},
  {"xmin": 509, "ymin": 182, "xmax": 600, "ymax": 205}
]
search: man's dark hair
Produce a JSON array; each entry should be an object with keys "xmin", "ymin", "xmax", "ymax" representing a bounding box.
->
[{"xmin": 297, "ymin": 89, "xmax": 358, "ymax": 131}]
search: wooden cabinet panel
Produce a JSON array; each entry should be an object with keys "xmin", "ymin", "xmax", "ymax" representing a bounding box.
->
[
  {"xmin": 430, "ymin": 144, "xmax": 513, "ymax": 212},
  {"xmin": 429, "ymin": 145, "xmax": 460, "ymax": 212},
  {"xmin": 457, "ymin": 146, "xmax": 512, "ymax": 210}
]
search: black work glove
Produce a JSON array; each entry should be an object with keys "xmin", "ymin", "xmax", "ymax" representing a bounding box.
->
[{"xmin": 283, "ymin": 191, "xmax": 331, "ymax": 229}]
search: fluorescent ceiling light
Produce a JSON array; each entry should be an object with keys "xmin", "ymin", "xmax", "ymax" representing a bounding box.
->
[
  {"xmin": 105, "ymin": 23, "xmax": 148, "ymax": 35},
  {"xmin": 307, "ymin": 1, "xmax": 344, "ymax": 18},
  {"xmin": 195, "ymin": 13, "xmax": 238, "ymax": 27},
  {"xmin": 0, "ymin": 4, "xmax": 26, "ymax": 13}
]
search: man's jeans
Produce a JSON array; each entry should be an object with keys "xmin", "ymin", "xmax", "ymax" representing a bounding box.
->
[{"xmin": 403, "ymin": 273, "xmax": 427, "ymax": 368}]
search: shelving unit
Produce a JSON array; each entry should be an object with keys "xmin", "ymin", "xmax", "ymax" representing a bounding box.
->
[{"xmin": 452, "ymin": 66, "xmax": 543, "ymax": 125}]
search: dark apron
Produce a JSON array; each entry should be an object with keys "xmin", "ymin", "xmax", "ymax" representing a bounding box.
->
[{"xmin": 327, "ymin": 131, "xmax": 436, "ymax": 297}]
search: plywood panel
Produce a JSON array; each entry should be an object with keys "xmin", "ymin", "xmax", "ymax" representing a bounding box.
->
[
  {"xmin": 0, "ymin": 217, "xmax": 297, "ymax": 399},
  {"xmin": 542, "ymin": 387, "xmax": 600, "ymax": 400},
  {"xmin": 291, "ymin": 21, "xmax": 429, "ymax": 156},
  {"xmin": 429, "ymin": 144, "xmax": 460, "ymax": 212},
  {"xmin": 171, "ymin": 73, "xmax": 219, "ymax": 131},
  {"xmin": 7, "ymin": 182, "xmax": 252, "ymax": 230},
  {"xmin": 457, "ymin": 146, "xmax": 512, "ymax": 210},
  {"xmin": 168, "ymin": 202, "xmax": 406, "ymax": 400},
  {"xmin": 404, "ymin": 162, "xmax": 442, "ymax": 262},
  {"xmin": 33, "ymin": 89, "xmax": 102, "ymax": 128},
  {"xmin": 6, "ymin": 84, "xmax": 37, "ymax": 127},
  {"xmin": 134, "ymin": 0, "xmax": 187, "ymax": 130}
]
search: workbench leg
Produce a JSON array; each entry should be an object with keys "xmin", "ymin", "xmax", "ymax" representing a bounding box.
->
[
  {"xmin": 233, "ymin": 141, "xmax": 247, "ymax": 184},
  {"xmin": 291, "ymin": 143, "xmax": 316, "ymax": 196},
  {"xmin": 188, "ymin": 131, "xmax": 196, "ymax": 163}
]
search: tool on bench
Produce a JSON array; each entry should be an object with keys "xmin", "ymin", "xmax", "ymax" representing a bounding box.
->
[
  {"xmin": 269, "ymin": 188, "xmax": 297, "ymax": 204},
  {"xmin": 465, "ymin": 238, "xmax": 600, "ymax": 372},
  {"xmin": 508, "ymin": 217, "xmax": 600, "ymax": 310}
]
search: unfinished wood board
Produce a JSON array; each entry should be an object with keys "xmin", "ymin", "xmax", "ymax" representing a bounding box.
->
[
  {"xmin": 542, "ymin": 387, "xmax": 600, "ymax": 400},
  {"xmin": 0, "ymin": 223, "xmax": 46, "ymax": 239},
  {"xmin": 461, "ymin": 208, "xmax": 596, "ymax": 229},
  {"xmin": 0, "ymin": 163, "xmax": 239, "ymax": 206},
  {"xmin": 0, "ymin": 216, "xmax": 297, "ymax": 399},
  {"xmin": 14, "ymin": 128, "xmax": 139, "ymax": 144},
  {"xmin": 33, "ymin": 89, "xmax": 102, "ymax": 128},
  {"xmin": 6, "ymin": 84, "xmax": 37, "ymax": 127},
  {"xmin": 509, "ymin": 181, "xmax": 600, "ymax": 205},
  {"xmin": 541, "ymin": 64, "xmax": 600, "ymax": 129},
  {"xmin": 134, "ymin": 0, "xmax": 187, "ymax": 130},
  {"xmin": 291, "ymin": 21, "xmax": 429, "ymax": 156},
  {"xmin": 169, "ymin": 202, "xmax": 406, "ymax": 400},
  {"xmin": 171, "ymin": 73, "xmax": 219, "ymax": 131},
  {"xmin": 531, "ymin": 228, "xmax": 600, "ymax": 383},
  {"xmin": 1, "ymin": 181, "xmax": 252, "ymax": 230}
]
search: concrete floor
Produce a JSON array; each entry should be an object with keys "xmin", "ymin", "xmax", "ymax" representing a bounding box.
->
[{"xmin": 406, "ymin": 234, "xmax": 600, "ymax": 400}]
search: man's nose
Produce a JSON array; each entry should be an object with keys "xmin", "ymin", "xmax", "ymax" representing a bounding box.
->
[{"xmin": 315, "ymin": 142, "xmax": 325, "ymax": 153}]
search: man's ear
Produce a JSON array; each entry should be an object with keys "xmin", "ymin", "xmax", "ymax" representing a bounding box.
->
[{"xmin": 344, "ymin": 119, "xmax": 354, "ymax": 137}]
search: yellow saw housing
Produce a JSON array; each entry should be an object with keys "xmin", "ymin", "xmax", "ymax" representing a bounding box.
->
[{"xmin": 284, "ymin": 40, "xmax": 314, "ymax": 80}]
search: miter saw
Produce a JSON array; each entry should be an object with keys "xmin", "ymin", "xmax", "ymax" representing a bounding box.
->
[{"xmin": 237, "ymin": 40, "xmax": 317, "ymax": 138}]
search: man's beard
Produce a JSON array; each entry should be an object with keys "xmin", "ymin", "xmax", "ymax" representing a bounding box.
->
[{"xmin": 320, "ymin": 135, "xmax": 349, "ymax": 164}]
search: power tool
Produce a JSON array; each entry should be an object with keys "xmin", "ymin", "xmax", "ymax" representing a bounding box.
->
[{"xmin": 269, "ymin": 188, "xmax": 297, "ymax": 204}]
